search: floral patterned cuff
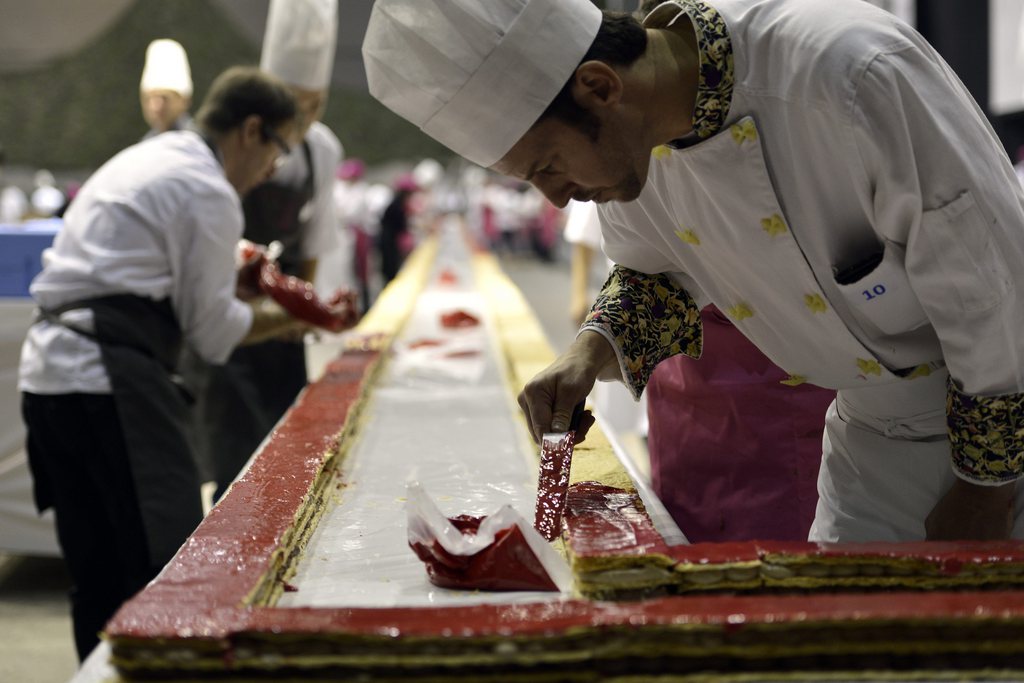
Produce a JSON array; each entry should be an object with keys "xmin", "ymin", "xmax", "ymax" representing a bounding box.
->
[
  {"xmin": 947, "ymin": 377, "xmax": 1024, "ymax": 484},
  {"xmin": 579, "ymin": 265, "xmax": 702, "ymax": 400}
]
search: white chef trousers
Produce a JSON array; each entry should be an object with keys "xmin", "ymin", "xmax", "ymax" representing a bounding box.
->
[{"xmin": 810, "ymin": 367, "xmax": 1024, "ymax": 542}]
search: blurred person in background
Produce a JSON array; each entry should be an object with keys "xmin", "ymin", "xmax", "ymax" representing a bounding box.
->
[
  {"xmin": 28, "ymin": 169, "xmax": 66, "ymax": 219},
  {"xmin": 484, "ymin": 179, "xmax": 527, "ymax": 254},
  {"xmin": 565, "ymin": 199, "xmax": 603, "ymax": 328},
  {"xmin": 54, "ymin": 180, "xmax": 81, "ymax": 219},
  {"xmin": 516, "ymin": 183, "xmax": 560, "ymax": 262},
  {"xmin": 339, "ymin": 177, "xmax": 394, "ymax": 285},
  {"xmin": 0, "ymin": 144, "xmax": 29, "ymax": 224},
  {"xmin": 139, "ymin": 39, "xmax": 193, "ymax": 139},
  {"xmin": 477, "ymin": 174, "xmax": 502, "ymax": 249},
  {"xmin": 194, "ymin": 0, "xmax": 344, "ymax": 501},
  {"xmin": 332, "ymin": 158, "xmax": 375, "ymax": 311},
  {"xmin": 19, "ymin": 66, "xmax": 304, "ymax": 661},
  {"xmin": 458, "ymin": 165, "xmax": 490, "ymax": 248},
  {"xmin": 378, "ymin": 172, "xmax": 419, "ymax": 285}
]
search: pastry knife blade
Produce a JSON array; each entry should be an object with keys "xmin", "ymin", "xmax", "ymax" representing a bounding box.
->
[{"xmin": 534, "ymin": 401, "xmax": 585, "ymax": 542}]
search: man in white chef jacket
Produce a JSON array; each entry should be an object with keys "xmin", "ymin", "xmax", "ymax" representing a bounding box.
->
[
  {"xmin": 363, "ymin": 0, "xmax": 1024, "ymax": 543},
  {"xmin": 139, "ymin": 38, "xmax": 193, "ymax": 139},
  {"xmin": 196, "ymin": 0, "xmax": 345, "ymax": 501},
  {"xmin": 19, "ymin": 66, "xmax": 306, "ymax": 661}
]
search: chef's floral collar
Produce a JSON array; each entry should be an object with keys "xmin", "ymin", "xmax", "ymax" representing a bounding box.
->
[{"xmin": 644, "ymin": 0, "xmax": 734, "ymax": 141}]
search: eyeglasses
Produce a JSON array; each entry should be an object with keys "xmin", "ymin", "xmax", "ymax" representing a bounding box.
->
[{"xmin": 261, "ymin": 123, "xmax": 292, "ymax": 169}]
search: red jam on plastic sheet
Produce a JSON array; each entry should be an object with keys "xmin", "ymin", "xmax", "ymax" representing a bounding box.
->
[
  {"xmin": 534, "ymin": 431, "xmax": 575, "ymax": 541},
  {"xmin": 409, "ymin": 515, "xmax": 559, "ymax": 592},
  {"xmin": 440, "ymin": 309, "xmax": 480, "ymax": 328},
  {"xmin": 438, "ymin": 268, "xmax": 459, "ymax": 285}
]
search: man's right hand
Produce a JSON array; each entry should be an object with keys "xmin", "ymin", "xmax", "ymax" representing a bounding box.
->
[{"xmin": 517, "ymin": 330, "xmax": 618, "ymax": 444}]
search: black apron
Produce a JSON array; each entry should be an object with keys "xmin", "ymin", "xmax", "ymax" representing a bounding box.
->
[
  {"xmin": 202, "ymin": 140, "xmax": 315, "ymax": 496},
  {"xmin": 39, "ymin": 295, "xmax": 203, "ymax": 567},
  {"xmin": 242, "ymin": 140, "xmax": 315, "ymax": 275}
]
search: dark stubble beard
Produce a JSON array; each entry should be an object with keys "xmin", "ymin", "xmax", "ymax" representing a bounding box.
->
[
  {"xmin": 578, "ymin": 110, "xmax": 644, "ymax": 203},
  {"xmin": 557, "ymin": 108, "xmax": 643, "ymax": 204}
]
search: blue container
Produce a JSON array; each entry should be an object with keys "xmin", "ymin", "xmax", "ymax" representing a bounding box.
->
[{"xmin": 0, "ymin": 220, "xmax": 60, "ymax": 298}]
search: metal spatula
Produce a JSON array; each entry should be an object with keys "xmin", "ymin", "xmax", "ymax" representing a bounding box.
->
[{"xmin": 534, "ymin": 401, "xmax": 585, "ymax": 541}]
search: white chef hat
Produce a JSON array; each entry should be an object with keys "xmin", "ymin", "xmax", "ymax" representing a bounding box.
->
[
  {"xmin": 261, "ymin": 0, "xmax": 338, "ymax": 91},
  {"xmin": 362, "ymin": 0, "xmax": 602, "ymax": 168},
  {"xmin": 140, "ymin": 39, "xmax": 193, "ymax": 97}
]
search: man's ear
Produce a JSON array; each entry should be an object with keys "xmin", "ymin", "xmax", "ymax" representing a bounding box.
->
[
  {"xmin": 571, "ymin": 61, "xmax": 623, "ymax": 111},
  {"xmin": 240, "ymin": 114, "xmax": 263, "ymax": 146}
]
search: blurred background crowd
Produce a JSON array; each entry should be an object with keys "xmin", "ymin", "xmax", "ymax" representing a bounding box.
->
[{"xmin": 5, "ymin": 0, "xmax": 1024, "ymax": 285}]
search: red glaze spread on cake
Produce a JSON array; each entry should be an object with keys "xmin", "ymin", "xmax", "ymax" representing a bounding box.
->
[
  {"xmin": 562, "ymin": 482, "xmax": 671, "ymax": 557},
  {"xmin": 105, "ymin": 346, "xmax": 379, "ymax": 639}
]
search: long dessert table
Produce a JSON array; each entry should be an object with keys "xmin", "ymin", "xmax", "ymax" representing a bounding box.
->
[
  {"xmin": 71, "ymin": 219, "xmax": 679, "ymax": 680},
  {"xmin": 73, "ymin": 219, "xmax": 1024, "ymax": 682}
]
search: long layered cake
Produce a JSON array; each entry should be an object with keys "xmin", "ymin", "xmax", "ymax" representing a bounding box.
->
[
  {"xmin": 103, "ymin": 234, "xmax": 1024, "ymax": 680},
  {"xmin": 562, "ymin": 477, "xmax": 1024, "ymax": 596}
]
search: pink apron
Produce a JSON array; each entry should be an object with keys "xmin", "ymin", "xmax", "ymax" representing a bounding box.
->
[{"xmin": 647, "ymin": 306, "xmax": 835, "ymax": 542}]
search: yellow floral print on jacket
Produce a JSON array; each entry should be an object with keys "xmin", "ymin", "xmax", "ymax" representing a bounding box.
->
[
  {"xmin": 581, "ymin": 265, "xmax": 702, "ymax": 399},
  {"xmin": 947, "ymin": 378, "xmax": 1024, "ymax": 484}
]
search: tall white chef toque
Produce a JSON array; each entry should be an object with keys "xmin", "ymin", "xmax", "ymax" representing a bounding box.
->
[
  {"xmin": 261, "ymin": 0, "xmax": 338, "ymax": 90},
  {"xmin": 362, "ymin": 0, "xmax": 603, "ymax": 168},
  {"xmin": 140, "ymin": 39, "xmax": 193, "ymax": 97}
]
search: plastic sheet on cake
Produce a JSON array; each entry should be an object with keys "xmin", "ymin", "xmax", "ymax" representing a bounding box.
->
[
  {"xmin": 279, "ymin": 229, "xmax": 570, "ymax": 609},
  {"xmin": 406, "ymin": 481, "xmax": 573, "ymax": 593}
]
